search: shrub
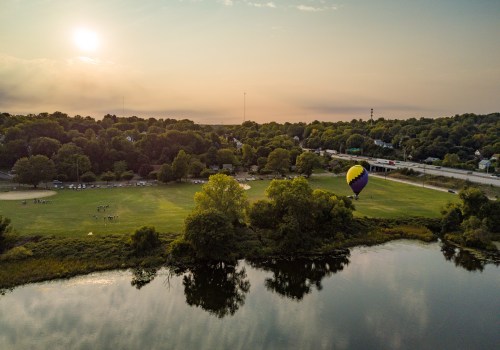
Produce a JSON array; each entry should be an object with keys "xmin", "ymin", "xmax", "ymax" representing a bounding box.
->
[
  {"xmin": 0, "ymin": 246, "xmax": 33, "ymax": 261},
  {"xmin": 130, "ymin": 226, "xmax": 161, "ymax": 255},
  {"xmin": 168, "ymin": 237, "xmax": 195, "ymax": 260},
  {"xmin": 200, "ymin": 168, "xmax": 214, "ymax": 179},
  {"xmin": 80, "ymin": 171, "xmax": 97, "ymax": 183},
  {"xmin": 0, "ymin": 216, "xmax": 11, "ymax": 249}
]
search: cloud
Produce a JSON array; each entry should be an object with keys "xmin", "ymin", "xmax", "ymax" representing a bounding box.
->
[
  {"xmin": 296, "ymin": 4, "xmax": 337, "ymax": 12},
  {"xmin": 246, "ymin": 1, "xmax": 276, "ymax": 8},
  {"xmin": 219, "ymin": 0, "xmax": 234, "ymax": 6}
]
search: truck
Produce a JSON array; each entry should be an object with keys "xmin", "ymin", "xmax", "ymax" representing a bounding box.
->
[{"xmin": 376, "ymin": 159, "xmax": 395, "ymax": 165}]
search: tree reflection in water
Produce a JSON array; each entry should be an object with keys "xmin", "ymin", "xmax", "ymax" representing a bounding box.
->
[
  {"xmin": 181, "ymin": 262, "xmax": 250, "ymax": 318},
  {"xmin": 130, "ymin": 267, "xmax": 158, "ymax": 289},
  {"xmin": 250, "ymin": 252, "xmax": 350, "ymax": 301},
  {"xmin": 440, "ymin": 244, "xmax": 491, "ymax": 272}
]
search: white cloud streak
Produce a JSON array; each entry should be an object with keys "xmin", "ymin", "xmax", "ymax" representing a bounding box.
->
[
  {"xmin": 296, "ymin": 4, "xmax": 337, "ymax": 12},
  {"xmin": 247, "ymin": 2, "xmax": 276, "ymax": 8}
]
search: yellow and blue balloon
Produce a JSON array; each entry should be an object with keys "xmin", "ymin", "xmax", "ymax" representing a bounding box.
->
[{"xmin": 346, "ymin": 165, "xmax": 368, "ymax": 199}]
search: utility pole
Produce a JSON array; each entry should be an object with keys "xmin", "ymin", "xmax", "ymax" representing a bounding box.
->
[
  {"xmin": 370, "ymin": 108, "xmax": 373, "ymax": 124},
  {"xmin": 243, "ymin": 92, "xmax": 246, "ymax": 122}
]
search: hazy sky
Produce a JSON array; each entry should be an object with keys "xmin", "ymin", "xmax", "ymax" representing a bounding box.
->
[{"xmin": 1, "ymin": 0, "xmax": 499, "ymax": 124}]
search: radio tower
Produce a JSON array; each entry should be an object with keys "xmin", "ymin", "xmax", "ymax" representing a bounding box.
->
[
  {"xmin": 370, "ymin": 108, "xmax": 373, "ymax": 124},
  {"xmin": 243, "ymin": 92, "xmax": 246, "ymax": 122}
]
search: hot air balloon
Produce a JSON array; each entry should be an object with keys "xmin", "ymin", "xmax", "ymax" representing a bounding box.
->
[{"xmin": 346, "ymin": 165, "xmax": 368, "ymax": 199}]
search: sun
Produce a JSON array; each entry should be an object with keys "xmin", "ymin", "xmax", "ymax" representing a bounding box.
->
[{"xmin": 73, "ymin": 28, "xmax": 99, "ymax": 52}]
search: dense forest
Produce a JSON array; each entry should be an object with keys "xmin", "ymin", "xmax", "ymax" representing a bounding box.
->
[{"xmin": 0, "ymin": 112, "xmax": 498, "ymax": 184}]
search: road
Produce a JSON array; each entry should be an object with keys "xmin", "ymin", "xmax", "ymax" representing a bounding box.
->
[{"xmin": 330, "ymin": 153, "xmax": 500, "ymax": 186}]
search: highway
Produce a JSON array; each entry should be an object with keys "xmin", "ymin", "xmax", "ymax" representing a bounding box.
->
[{"xmin": 330, "ymin": 153, "xmax": 500, "ymax": 186}]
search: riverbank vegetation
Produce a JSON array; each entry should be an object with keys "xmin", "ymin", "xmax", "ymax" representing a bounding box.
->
[{"xmin": 440, "ymin": 187, "xmax": 500, "ymax": 250}]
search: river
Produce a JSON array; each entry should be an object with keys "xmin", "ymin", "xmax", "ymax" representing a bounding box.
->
[{"xmin": 0, "ymin": 240, "xmax": 498, "ymax": 349}]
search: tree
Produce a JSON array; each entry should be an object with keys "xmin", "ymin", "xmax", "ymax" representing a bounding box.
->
[
  {"xmin": 53, "ymin": 143, "xmax": 91, "ymax": 181},
  {"xmin": 459, "ymin": 187, "xmax": 489, "ymax": 218},
  {"xmin": 249, "ymin": 178, "xmax": 355, "ymax": 250},
  {"xmin": 440, "ymin": 202, "xmax": 463, "ymax": 233},
  {"xmin": 0, "ymin": 216, "xmax": 12, "ymax": 249},
  {"xmin": 113, "ymin": 160, "xmax": 128, "ymax": 180},
  {"xmin": 461, "ymin": 216, "xmax": 491, "ymax": 249},
  {"xmin": 189, "ymin": 159, "xmax": 205, "ymax": 178},
  {"xmin": 172, "ymin": 150, "xmax": 190, "ymax": 181},
  {"xmin": 101, "ymin": 171, "xmax": 115, "ymax": 183},
  {"xmin": 13, "ymin": 155, "xmax": 56, "ymax": 188},
  {"xmin": 80, "ymin": 171, "xmax": 97, "ymax": 183},
  {"xmin": 29, "ymin": 137, "xmax": 61, "ymax": 157},
  {"xmin": 216, "ymin": 148, "xmax": 236, "ymax": 166},
  {"xmin": 266, "ymin": 148, "xmax": 290, "ymax": 175},
  {"xmin": 130, "ymin": 226, "xmax": 161, "ymax": 255},
  {"xmin": 138, "ymin": 164, "xmax": 153, "ymax": 179},
  {"xmin": 194, "ymin": 174, "xmax": 248, "ymax": 224},
  {"xmin": 121, "ymin": 170, "xmax": 134, "ymax": 181},
  {"xmin": 158, "ymin": 163, "xmax": 174, "ymax": 183},
  {"xmin": 205, "ymin": 146, "xmax": 218, "ymax": 165},
  {"xmin": 241, "ymin": 144, "xmax": 255, "ymax": 167},
  {"xmin": 184, "ymin": 209, "xmax": 235, "ymax": 260},
  {"xmin": 442, "ymin": 153, "xmax": 460, "ymax": 167},
  {"xmin": 295, "ymin": 152, "xmax": 320, "ymax": 177},
  {"xmin": 346, "ymin": 134, "xmax": 364, "ymax": 149}
]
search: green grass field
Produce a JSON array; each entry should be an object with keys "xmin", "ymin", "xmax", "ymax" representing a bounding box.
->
[{"xmin": 0, "ymin": 176, "xmax": 458, "ymax": 237}]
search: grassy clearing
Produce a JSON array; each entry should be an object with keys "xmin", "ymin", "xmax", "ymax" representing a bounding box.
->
[
  {"xmin": 0, "ymin": 176, "xmax": 458, "ymax": 237},
  {"xmin": 0, "ymin": 184, "xmax": 199, "ymax": 237},
  {"xmin": 307, "ymin": 176, "xmax": 459, "ymax": 218}
]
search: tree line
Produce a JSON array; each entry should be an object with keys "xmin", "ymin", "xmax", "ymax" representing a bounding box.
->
[{"xmin": 1, "ymin": 112, "xmax": 498, "ymax": 188}]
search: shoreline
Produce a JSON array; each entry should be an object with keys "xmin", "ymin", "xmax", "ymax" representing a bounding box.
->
[{"xmin": 1, "ymin": 218, "xmax": 498, "ymax": 291}]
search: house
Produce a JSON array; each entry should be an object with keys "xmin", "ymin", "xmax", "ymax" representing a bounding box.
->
[
  {"xmin": 233, "ymin": 138, "xmax": 243, "ymax": 150},
  {"xmin": 374, "ymin": 140, "xmax": 393, "ymax": 149},
  {"xmin": 222, "ymin": 164, "xmax": 234, "ymax": 171},
  {"xmin": 478, "ymin": 159, "xmax": 491, "ymax": 170},
  {"xmin": 424, "ymin": 157, "xmax": 440, "ymax": 163}
]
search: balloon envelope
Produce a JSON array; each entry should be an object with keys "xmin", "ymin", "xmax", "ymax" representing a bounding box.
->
[{"xmin": 346, "ymin": 165, "xmax": 368, "ymax": 196}]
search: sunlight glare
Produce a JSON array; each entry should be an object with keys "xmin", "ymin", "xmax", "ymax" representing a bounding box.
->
[{"xmin": 73, "ymin": 28, "xmax": 99, "ymax": 52}]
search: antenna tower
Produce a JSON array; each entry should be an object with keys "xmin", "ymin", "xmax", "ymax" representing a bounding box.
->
[{"xmin": 243, "ymin": 92, "xmax": 246, "ymax": 122}]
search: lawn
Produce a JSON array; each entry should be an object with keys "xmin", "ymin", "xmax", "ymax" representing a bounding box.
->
[
  {"xmin": 307, "ymin": 175, "xmax": 459, "ymax": 218},
  {"xmin": 0, "ymin": 176, "xmax": 458, "ymax": 237}
]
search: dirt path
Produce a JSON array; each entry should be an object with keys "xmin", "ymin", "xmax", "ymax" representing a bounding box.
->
[{"xmin": 0, "ymin": 190, "xmax": 57, "ymax": 200}]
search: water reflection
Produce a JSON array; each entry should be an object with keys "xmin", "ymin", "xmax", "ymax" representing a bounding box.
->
[
  {"xmin": 130, "ymin": 267, "xmax": 158, "ymax": 289},
  {"xmin": 249, "ymin": 253, "xmax": 350, "ymax": 301},
  {"xmin": 440, "ymin": 244, "xmax": 487, "ymax": 271},
  {"xmin": 178, "ymin": 262, "xmax": 250, "ymax": 318}
]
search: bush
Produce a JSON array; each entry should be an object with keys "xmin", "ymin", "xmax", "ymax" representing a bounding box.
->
[
  {"xmin": 200, "ymin": 168, "xmax": 214, "ymax": 179},
  {"xmin": 0, "ymin": 216, "xmax": 11, "ymax": 249},
  {"xmin": 80, "ymin": 171, "xmax": 97, "ymax": 183},
  {"xmin": 168, "ymin": 237, "xmax": 195, "ymax": 260},
  {"xmin": 130, "ymin": 226, "xmax": 161, "ymax": 255},
  {"xmin": 0, "ymin": 246, "xmax": 33, "ymax": 261}
]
